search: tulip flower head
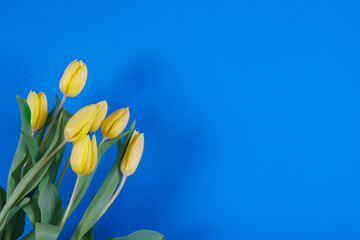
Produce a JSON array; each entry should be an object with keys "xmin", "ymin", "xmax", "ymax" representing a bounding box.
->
[
  {"xmin": 64, "ymin": 105, "xmax": 97, "ymax": 142},
  {"xmin": 89, "ymin": 100, "xmax": 108, "ymax": 132},
  {"xmin": 70, "ymin": 135, "xmax": 98, "ymax": 175},
  {"xmin": 120, "ymin": 130, "xmax": 144, "ymax": 176},
  {"xmin": 59, "ymin": 60, "xmax": 88, "ymax": 97},
  {"xmin": 101, "ymin": 107, "xmax": 130, "ymax": 139},
  {"xmin": 27, "ymin": 91, "xmax": 48, "ymax": 131}
]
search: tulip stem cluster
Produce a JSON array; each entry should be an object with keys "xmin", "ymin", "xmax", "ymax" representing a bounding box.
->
[
  {"xmin": 0, "ymin": 60, "xmax": 147, "ymax": 239},
  {"xmin": 40, "ymin": 95, "xmax": 67, "ymax": 152},
  {"xmin": 0, "ymin": 140, "xmax": 68, "ymax": 227},
  {"xmin": 60, "ymin": 174, "xmax": 81, "ymax": 230}
]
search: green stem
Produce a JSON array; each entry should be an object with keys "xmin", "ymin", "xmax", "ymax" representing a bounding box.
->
[
  {"xmin": 97, "ymin": 175, "xmax": 127, "ymax": 221},
  {"xmin": 99, "ymin": 137, "xmax": 106, "ymax": 146},
  {"xmin": 39, "ymin": 95, "xmax": 67, "ymax": 152},
  {"xmin": 59, "ymin": 174, "xmax": 81, "ymax": 230},
  {"xmin": 56, "ymin": 157, "xmax": 70, "ymax": 190},
  {"xmin": 0, "ymin": 140, "xmax": 68, "ymax": 226}
]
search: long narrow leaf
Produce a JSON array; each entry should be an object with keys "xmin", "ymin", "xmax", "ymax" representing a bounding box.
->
[
  {"xmin": 0, "ymin": 112, "xmax": 67, "ymax": 232},
  {"xmin": 38, "ymin": 182, "xmax": 63, "ymax": 224},
  {"xmin": 106, "ymin": 230, "xmax": 165, "ymax": 240},
  {"xmin": 47, "ymin": 109, "xmax": 71, "ymax": 184},
  {"xmin": 0, "ymin": 186, "xmax": 5, "ymax": 211},
  {"xmin": 34, "ymin": 223, "xmax": 60, "ymax": 240},
  {"xmin": 22, "ymin": 131, "xmax": 40, "ymax": 166},
  {"xmin": 0, "ymin": 198, "xmax": 30, "ymax": 231},
  {"xmin": 5, "ymin": 209, "xmax": 26, "ymax": 239},
  {"xmin": 22, "ymin": 195, "xmax": 41, "ymax": 228},
  {"xmin": 7, "ymin": 95, "xmax": 31, "ymax": 198}
]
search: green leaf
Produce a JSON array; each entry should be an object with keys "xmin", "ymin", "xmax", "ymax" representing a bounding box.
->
[
  {"xmin": 0, "ymin": 186, "xmax": 6, "ymax": 211},
  {"xmin": 7, "ymin": 95, "xmax": 31, "ymax": 198},
  {"xmin": 39, "ymin": 108, "xmax": 70, "ymax": 156},
  {"xmin": 0, "ymin": 112, "xmax": 68, "ymax": 231},
  {"xmin": 20, "ymin": 112, "xmax": 67, "ymax": 201},
  {"xmin": 70, "ymin": 129, "xmax": 131, "ymax": 214},
  {"xmin": 1, "ymin": 95, "xmax": 31, "ymax": 240},
  {"xmin": 0, "ymin": 198, "xmax": 30, "ymax": 232},
  {"xmin": 106, "ymin": 230, "xmax": 165, "ymax": 240},
  {"xmin": 22, "ymin": 130, "xmax": 40, "ymax": 166},
  {"xmin": 22, "ymin": 195, "xmax": 41, "ymax": 228},
  {"xmin": 81, "ymin": 228, "xmax": 94, "ymax": 240},
  {"xmin": 21, "ymin": 230, "xmax": 35, "ymax": 240},
  {"xmin": 5, "ymin": 210, "xmax": 26, "ymax": 240},
  {"xmin": 34, "ymin": 223, "xmax": 60, "ymax": 240},
  {"xmin": 38, "ymin": 182, "xmax": 63, "ymax": 224},
  {"xmin": 48, "ymin": 147, "xmax": 66, "ymax": 184},
  {"xmin": 55, "ymin": 94, "xmax": 61, "ymax": 106},
  {"xmin": 44, "ymin": 101, "xmax": 58, "ymax": 127},
  {"xmin": 71, "ymin": 121, "xmax": 136, "ymax": 240},
  {"xmin": 47, "ymin": 109, "xmax": 71, "ymax": 184}
]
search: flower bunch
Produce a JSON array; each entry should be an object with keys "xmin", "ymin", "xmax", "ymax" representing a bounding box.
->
[{"xmin": 0, "ymin": 60, "xmax": 164, "ymax": 240}]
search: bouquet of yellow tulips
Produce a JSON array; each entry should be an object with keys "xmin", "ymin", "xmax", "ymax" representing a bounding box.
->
[{"xmin": 0, "ymin": 60, "xmax": 164, "ymax": 240}]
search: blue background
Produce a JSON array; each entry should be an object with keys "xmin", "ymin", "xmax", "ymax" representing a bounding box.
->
[{"xmin": 0, "ymin": 0, "xmax": 360, "ymax": 239}]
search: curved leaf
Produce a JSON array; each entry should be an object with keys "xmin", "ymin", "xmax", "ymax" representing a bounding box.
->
[
  {"xmin": 55, "ymin": 94, "xmax": 61, "ymax": 106},
  {"xmin": 20, "ymin": 112, "xmax": 67, "ymax": 200},
  {"xmin": 21, "ymin": 230, "xmax": 35, "ymax": 240},
  {"xmin": 38, "ymin": 182, "xmax": 63, "ymax": 224},
  {"xmin": 0, "ymin": 185, "xmax": 6, "ymax": 211},
  {"xmin": 35, "ymin": 223, "xmax": 60, "ymax": 240},
  {"xmin": 81, "ymin": 228, "xmax": 94, "ymax": 240},
  {"xmin": 5, "ymin": 209, "xmax": 26, "ymax": 239},
  {"xmin": 7, "ymin": 95, "xmax": 31, "ymax": 198},
  {"xmin": 48, "ymin": 148, "xmax": 66, "ymax": 184},
  {"xmin": 0, "ymin": 198, "xmax": 30, "ymax": 232},
  {"xmin": 22, "ymin": 130, "xmax": 40, "ymax": 166},
  {"xmin": 0, "ymin": 112, "xmax": 68, "ymax": 230},
  {"xmin": 106, "ymin": 230, "xmax": 165, "ymax": 240},
  {"xmin": 22, "ymin": 195, "xmax": 40, "ymax": 228}
]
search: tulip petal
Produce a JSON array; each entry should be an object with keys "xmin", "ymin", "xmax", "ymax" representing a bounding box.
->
[
  {"xmin": 89, "ymin": 100, "xmax": 108, "ymax": 132},
  {"xmin": 121, "ymin": 131, "xmax": 144, "ymax": 176},
  {"xmin": 64, "ymin": 105, "xmax": 97, "ymax": 142},
  {"xmin": 101, "ymin": 108, "xmax": 130, "ymax": 139},
  {"xmin": 59, "ymin": 60, "xmax": 88, "ymax": 97}
]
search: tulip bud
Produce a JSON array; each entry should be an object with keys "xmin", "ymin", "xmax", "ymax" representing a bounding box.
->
[
  {"xmin": 101, "ymin": 107, "xmax": 130, "ymax": 139},
  {"xmin": 27, "ymin": 91, "xmax": 48, "ymax": 131},
  {"xmin": 89, "ymin": 100, "xmax": 108, "ymax": 133},
  {"xmin": 64, "ymin": 105, "xmax": 97, "ymax": 142},
  {"xmin": 59, "ymin": 60, "xmax": 88, "ymax": 97},
  {"xmin": 120, "ymin": 130, "xmax": 144, "ymax": 176},
  {"xmin": 70, "ymin": 135, "xmax": 98, "ymax": 175}
]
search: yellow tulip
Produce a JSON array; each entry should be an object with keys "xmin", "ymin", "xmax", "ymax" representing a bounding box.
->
[
  {"xmin": 70, "ymin": 135, "xmax": 98, "ymax": 175},
  {"xmin": 101, "ymin": 107, "xmax": 130, "ymax": 139},
  {"xmin": 64, "ymin": 105, "xmax": 97, "ymax": 142},
  {"xmin": 89, "ymin": 100, "xmax": 108, "ymax": 133},
  {"xmin": 120, "ymin": 130, "xmax": 144, "ymax": 176},
  {"xmin": 26, "ymin": 91, "xmax": 48, "ymax": 131},
  {"xmin": 59, "ymin": 60, "xmax": 88, "ymax": 97}
]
